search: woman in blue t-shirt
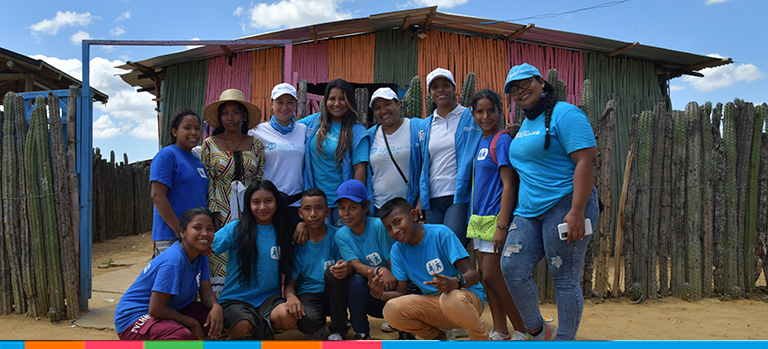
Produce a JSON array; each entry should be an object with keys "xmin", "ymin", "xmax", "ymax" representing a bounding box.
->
[
  {"xmin": 468, "ymin": 89, "xmax": 527, "ymax": 341},
  {"xmin": 212, "ymin": 180, "xmax": 297, "ymax": 340},
  {"xmin": 298, "ymin": 78, "xmax": 370, "ymax": 226},
  {"xmin": 150, "ymin": 107, "xmax": 209, "ymax": 257},
  {"xmin": 500, "ymin": 63, "xmax": 598, "ymax": 340},
  {"xmin": 114, "ymin": 207, "xmax": 223, "ymax": 340}
]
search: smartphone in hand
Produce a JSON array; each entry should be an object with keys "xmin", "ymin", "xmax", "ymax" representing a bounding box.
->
[{"xmin": 558, "ymin": 218, "xmax": 593, "ymax": 241}]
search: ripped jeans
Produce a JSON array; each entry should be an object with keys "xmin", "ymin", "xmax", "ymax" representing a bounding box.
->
[{"xmin": 500, "ymin": 188, "xmax": 598, "ymax": 340}]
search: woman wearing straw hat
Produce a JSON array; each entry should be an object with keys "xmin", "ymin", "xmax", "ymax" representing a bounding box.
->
[
  {"xmin": 248, "ymin": 83, "xmax": 306, "ymax": 227},
  {"xmin": 201, "ymin": 88, "xmax": 264, "ymax": 294},
  {"xmin": 499, "ymin": 63, "xmax": 598, "ymax": 340}
]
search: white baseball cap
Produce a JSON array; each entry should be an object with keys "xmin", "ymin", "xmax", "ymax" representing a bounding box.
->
[
  {"xmin": 368, "ymin": 87, "xmax": 399, "ymax": 108},
  {"xmin": 426, "ymin": 68, "xmax": 456, "ymax": 89},
  {"xmin": 271, "ymin": 83, "xmax": 297, "ymax": 100}
]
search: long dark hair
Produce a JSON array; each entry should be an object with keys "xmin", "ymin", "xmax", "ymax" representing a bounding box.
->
[
  {"xmin": 537, "ymin": 77, "xmax": 558, "ymax": 150},
  {"xmin": 168, "ymin": 107, "xmax": 200, "ymax": 146},
  {"xmin": 177, "ymin": 207, "xmax": 216, "ymax": 241},
  {"xmin": 212, "ymin": 101, "xmax": 250, "ymax": 136},
  {"xmin": 316, "ymin": 78, "xmax": 359, "ymax": 164},
  {"xmin": 235, "ymin": 180, "xmax": 294, "ymax": 287}
]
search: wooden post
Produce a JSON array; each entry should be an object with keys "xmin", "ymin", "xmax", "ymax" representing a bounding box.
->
[{"xmin": 612, "ymin": 147, "xmax": 634, "ymax": 297}]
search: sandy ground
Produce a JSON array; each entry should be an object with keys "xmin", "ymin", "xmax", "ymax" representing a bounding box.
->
[{"xmin": 1, "ymin": 232, "xmax": 767, "ymax": 341}]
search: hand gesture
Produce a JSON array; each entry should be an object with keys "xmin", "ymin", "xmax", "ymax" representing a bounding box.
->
[
  {"xmin": 378, "ymin": 267, "xmax": 397, "ymax": 291},
  {"xmin": 329, "ymin": 260, "xmax": 350, "ymax": 279},
  {"xmin": 204, "ymin": 303, "xmax": 224, "ymax": 339},
  {"xmin": 285, "ymin": 296, "xmax": 305, "ymax": 320},
  {"xmin": 424, "ymin": 273, "xmax": 458, "ymax": 294},
  {"xmin": 368, "ymin": 270, "xmax": 385, "ymax": 298},
  {"xmin": 563, "ymin": 210, "xmax": 586, "ymax": 243},
  {"xmin": 292, "ymin": 222, "xmax": 308, "ymax": 245}
]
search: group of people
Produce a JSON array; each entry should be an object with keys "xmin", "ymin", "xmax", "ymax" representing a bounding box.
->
[{"xmin": 114, "ymin": 63, "xmax": 599, "ymax": 342}]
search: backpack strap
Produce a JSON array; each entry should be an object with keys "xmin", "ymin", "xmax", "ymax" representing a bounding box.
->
[{"xmin": 489, "ymin": 129, "xmax": 508, "ymax": 166}]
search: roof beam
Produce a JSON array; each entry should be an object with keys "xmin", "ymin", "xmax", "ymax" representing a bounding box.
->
[
  {"xmin": 424, "ymin": 8, "xmax": 437, "ymax": 30},
  {"xmin": 507, "ymin": 23, "xmax": 534, "ymax": 42},
  {"xmin": 126, "ymin": 61, "xmax": 154, "ymax": 75},
  {"xmin": 220, "ymin": 45, "xmax": 234, "ymax": 57},
  {"xmin": 309, "ymin": 26, "xmax": 319, "ymax": 44},
  {"xmin": 0, "ymin": 73, "xmax": 32, "ymax": 81},
  {"xmin": 607, "ymin": 42, "xmax": 639, "ymax": 58},
  {"xmin": 400, "ymin": 15, "xmax": 411, "ymax": 31},
  {"xmin": 683, "ymin": 57, "xmax": 733, "ymax": 71},
  {"xmin": 137, "ymin": 86, "xmax": 156, "ymax": 93},
  {"xmin": 655, "ymin": 67, "xmax": 704, "ymax": 78}
]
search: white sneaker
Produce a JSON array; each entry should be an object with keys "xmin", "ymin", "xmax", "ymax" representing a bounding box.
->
[
  {"xmin": 327, "ymin": 333, "xmax": 344, "ymax": 340},
  {"xmin": 441, "ymin": 328, "xmax": 456, "ymax": 341},
  {"xmin": 452, "ymin": 328, "xmax": 469, "ymax": 337},
  {"xmin": 511, "ymin": 331, "xmax": 529, "ymax": 340},
  {"xmin": 381, "ymin": 320, "xmax": 395, "ymax": 333},
  {"xmin": 489, "ymin": 330, "xmax": 511, "ymax": 340}
]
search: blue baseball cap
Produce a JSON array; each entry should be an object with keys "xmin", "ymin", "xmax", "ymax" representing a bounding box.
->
[
  {"xmin": 335, "ymin": 179, "xmax": 367, "ymax": 203},
  {"xmin": 503, "ymin": 63, "xmax": 542, "ymax": 94}
]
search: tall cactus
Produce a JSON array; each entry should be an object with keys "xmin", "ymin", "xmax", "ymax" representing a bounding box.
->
[
  {"xmin": 670, "ymin": 110, "xmax": 687, "ymax": 297},
  {"xmin": 405, "ymin": 76, "xmax": 422, "ymax": 119},
  {"xmin": 685, "ymin": 102, "xmax": 702, "ymax": 301},
  {"xmin": 722, "ymin": 102, "xmax": 740, "ymax": 296},
  {"xmin": 26, "ymin": 97, "xmax": 50, "ymax": 317},
  {"xmin": 700, "ymin": 102, "xmax": 714, "ymax": 298},
  {"xmin": 297, "ymin": 79, "xmax": 308, "ymax": 119},
  {"xmin": 354, "ymin": 88, "xmax": 369, "ymax": 127},
  {"xmin": 2, "ymin": 93, "xmax": 26, "ymax": 314},
  {"xmin": 633, "ymin": 110, "xmax": 654, "ymax": 300},
  {"xmin": 0, "ymin": 93, "xmax": 13, "ymax": 315},
  {"xmin": 13, "ymin": 94, "xmax": 37, "ymax": 316},
  {"xmin": 426, "ymin": 94, "xmax": 436, "ymax": 117},
  {"xmin": 460, "ymin": 72, "xmax": 476, "ymax": 107},
  {"xmin": 582, "ymin": 79, "xmax": 596, "ymax": 133},
  {"xmin": 745, "ymin": 104, "xmax": 765, "ymax": 288}
]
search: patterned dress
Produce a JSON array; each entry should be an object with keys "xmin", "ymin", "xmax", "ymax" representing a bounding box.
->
[{"xmin": 201, "ymin": 136, "xmax": 264, "ymax": 294}]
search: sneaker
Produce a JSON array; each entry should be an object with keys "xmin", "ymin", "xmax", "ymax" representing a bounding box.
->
[
  {"xmin": 327, "ymin": 333, "xmax": 344, "ymax": 340},
  {"xmin": 511, "ymin": 331, "xmax": 529, "ymax": 340},
  {"xmin": 354, "ymin": 332, "xmax": 371, "ymax": 340},
  {"xmin": 440, "ymin": 329, "xmax": 456, "ymax": 341},
  {"xmin": 528, "ymin": 323, "xmax": 557, "ymax": 340},
  {"xmin": 489, "ymin": 330, "xmax": 512, "ymax": 340},
  {"xmin": 381, "ymin": 320, "xmax": 395, "ymax": 333},
  {"xmin": 398, "ymin": 331, "xmax": 416, "ymax": 340},
  {"xmin": 452, "ymin": 328, "xmax": 469, "ymax": 338}
]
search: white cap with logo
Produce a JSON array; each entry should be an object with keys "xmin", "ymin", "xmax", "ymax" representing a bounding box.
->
[
  {"xmin": 426, "ymin": 68, "xmax": 456, "ymax": 89},
  {"xmin": 369, "ymin": 87, "xmax": 399, "ymax": 108},
  {"xmin": 271, "ymin": 83, "xmax": 297, "ymax": 100}
]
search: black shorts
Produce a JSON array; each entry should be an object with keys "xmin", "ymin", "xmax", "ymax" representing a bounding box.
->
[{"xmin": 221, "ymin": 295, "xmax": 285, "ymax": 339}]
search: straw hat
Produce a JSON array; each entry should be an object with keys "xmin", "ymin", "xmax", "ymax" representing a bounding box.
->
[{"xmin": 203, "ymin": 89, "xmax": 262, "ymax": 129}]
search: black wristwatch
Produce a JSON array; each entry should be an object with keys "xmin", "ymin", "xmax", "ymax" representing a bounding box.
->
[{"xmin": 455, "ymin": 274, "xmax": 466, "ymax": 289}]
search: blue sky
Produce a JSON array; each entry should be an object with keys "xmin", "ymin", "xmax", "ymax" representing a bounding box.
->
[{"xmin": 2, "ymin": 0, "xmax": 763, "ymax": 162}]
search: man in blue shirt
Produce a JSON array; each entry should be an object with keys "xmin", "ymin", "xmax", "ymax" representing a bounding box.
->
[{"xmin": 372, "ymin": 198, "xmax": 490, "ymax": 341}]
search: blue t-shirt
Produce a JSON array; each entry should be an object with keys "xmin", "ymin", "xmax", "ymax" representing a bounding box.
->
[
  {"xmin": 114, "ymin": 241, "xmax": 210, "ymax": 334},
  {"xmin": 390, "ymin": 224, "xmax": 485, "ymax": 305},
  {"xmin": 291, "ymin": 224, "xmax": 341, "ymax": 295},
  {"xmin": 150, "ymin": 144, "xmax": 209, "ymax": 241},
  {"xmin": 212, "ymin": 220, "xmax": 281, "ymax": 308},
  {"xmin": 509, "ymin": 102, "xmax": 596, "ymax": 217},
  {"xmin": 472, "ymin": 132, "xmax": 513, "ymax": 217},
  {"xmin": 335, "ymin": 217, "xmax": 393, "ymax": 268},
  {"xmin": 308, "ymin": 122, "xmax": 370, "ymax": 207}
]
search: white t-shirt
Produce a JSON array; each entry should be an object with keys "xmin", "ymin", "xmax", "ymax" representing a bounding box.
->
[
  {"xmin": 428, "ymin": 105, "xmax": 465, "ymax": 198},
  {"xmin": 249, "ymin": 122, "xmax": 306, "ymax": 207},
  {"xmin": 370, "ymin": 118, "xmax": 411, "ymax": 209}
]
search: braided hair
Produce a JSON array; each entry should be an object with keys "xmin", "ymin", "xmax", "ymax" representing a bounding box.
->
[{"xmin": 538, "ymin": 77, "xmax": 558, "ymax": 151}]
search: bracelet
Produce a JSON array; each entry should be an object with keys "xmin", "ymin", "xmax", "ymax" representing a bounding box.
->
[
  {"xmin": 373, "ymin": 266, "xmax": 381, "ymax": 276},
  {"xmin": 497, "ymin": 224, "xmax": 510, "ymax": 230},
  {"xmin": 371, "ymin": 290, "xmax": 383, "ymax": 299}
]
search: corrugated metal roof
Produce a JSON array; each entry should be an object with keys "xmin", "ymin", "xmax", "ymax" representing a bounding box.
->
[
  {"xmin": 0, "ymin": 47, "xmax": 109, "ymax": 103},
  {"xmin": 117, "ymin": 6, "xmax": 731, "ymax": 92}
]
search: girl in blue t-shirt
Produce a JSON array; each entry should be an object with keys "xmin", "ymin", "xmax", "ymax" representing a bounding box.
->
[
  {"xmin": 150, "ymin": 107, "xmax": 209, "ymax": 257},
  {"xmin": 298, "ymin": 78, "xmax": 370, "ymax": 225},
  {"xmin": 115, "ymin": 207, "xmax": 223, "ymax": 340},
  {"xmin": 500, "ymin": 63, "xmax": 598, "ymax": 341},
  {"xmin": 212, "ymin": 180, "xmax": 297, "ymax": 340},
  {"xmin": 468, "ymin": 89, "xmax": 527, "ymax": 341}
]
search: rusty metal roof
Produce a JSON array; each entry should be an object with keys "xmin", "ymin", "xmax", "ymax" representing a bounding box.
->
[
  {"xmin": 117, "ymin": 6, "xmax": 731, "ymax": 92},
  {"xmin": 1, "ymin": 47, "xmax": 108, "ymax": 103}
]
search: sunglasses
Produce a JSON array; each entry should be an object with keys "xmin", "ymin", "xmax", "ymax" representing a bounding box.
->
[{"xmin": 508, "ymin": 77, "xmax": 533, "ymax": 96}]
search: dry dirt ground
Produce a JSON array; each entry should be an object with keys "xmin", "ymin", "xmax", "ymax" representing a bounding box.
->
[{"xmin": 1, "ymin": 233, "xmax": 767, "ymax": 341}]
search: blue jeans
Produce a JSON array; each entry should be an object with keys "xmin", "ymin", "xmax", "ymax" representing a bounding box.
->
[
  {"xmin": 347, "ymin": 273, "xmax": 385, "ymax": 334},
  {"xmin": 425, "ymin": 196, "xmax": 469, "ymax": 247},
  {"xmin": 500, "ymin": 188, "xmax": 598, "ymax": 340}
]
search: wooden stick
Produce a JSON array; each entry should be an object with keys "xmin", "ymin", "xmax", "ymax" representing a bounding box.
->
[{"xmin": 613, "ymin": 146, "xmax": 634, "ymax": 297}]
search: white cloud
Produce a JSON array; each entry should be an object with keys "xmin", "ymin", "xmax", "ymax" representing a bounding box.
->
[
  {"xmin": 705, "ymin": 0, "xmax": 731, "ymax": 5},
  {"xmin": 28, "ymin": 54, "xmax": 157, "ymax": 141},
  {"xmin": 403, "ymin": 0, "xmax": 468, "ymax": 9},
  {"xmin": 111, "ymin": 26, "xmax": 126, "ymax": 37},
  {"xmin": 682, "ymin": 54, "xmax": 766, "ymax": 92},
  {"xmin": 669, "ymin": 84, "xmax": 685, "ymax": 91},
  {"xmin": 234, "ymin": 6, "xmax": 244, "ymax": 16},
  {"xmin": 101, "ymin": 45, "xmax": 116, "ymax": 53},
  {"xmin": 70, "ymin": 30, "xmax": 92, "ymax": 45},
  {"xmin": 116, "ymin": 11, "xmax": 131, "ymax": 21},
  {"xmin": 238, "ymin": 0, "xmax": 353, "ymax": 30},
  {"xmin": 29, "ymin": 11, "xmax": 98, "ymax": 35}
]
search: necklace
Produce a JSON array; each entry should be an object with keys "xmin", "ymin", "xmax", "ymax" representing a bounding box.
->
[
  {"xmin": 259, "ymin": 227, "xmax": 272, "ymax": 242},
  {"xmin": 224, "ymin": 133, "xmax": 246, "ymax": 153}
]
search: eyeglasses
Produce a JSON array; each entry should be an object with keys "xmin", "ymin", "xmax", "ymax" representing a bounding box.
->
[{"xmin": 508, "ymin": 77, "xmax": 533, "ymax": 96}]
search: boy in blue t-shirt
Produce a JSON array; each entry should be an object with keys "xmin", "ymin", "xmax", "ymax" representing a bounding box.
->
[
  {"xmin": 372, "ymin": 197, "xmax": 490, "ymax": 341},
  {"xmin": 283, "ymin": 188, "xmax": 352, "ymax": 340}
]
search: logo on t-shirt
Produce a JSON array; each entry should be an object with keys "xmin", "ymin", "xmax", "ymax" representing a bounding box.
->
[
  {"xmin": 426, "ymin": 258, "xmax": 444, "ymax": 275},
  {"xmin": 323, "ymin": 260, "xmax": 334, "ymax": 271},
  {"xmin": 477, "ymin": 148, "xmax": 488, "ymax": 161},
  {"xmin": 366, "ymin": 252, "xmax": 383, "ymax": 266},
  {"xmin": 268, "ymin": 142, "xmax": 277, "ymax": 150},
  {"xmin": 197, "ymin": 168, "xmax": 208, "ymax": 178},
  {"xmin": 271, "ymin": 246, "xmax": 281, "ymax": 260},
  {"xmin": 196, "ymin": 272, "xmax": 201, "ymax": 287},
  {"xmin": 143, "ymin": 261, "xmax": 152, "ymax": 274}
]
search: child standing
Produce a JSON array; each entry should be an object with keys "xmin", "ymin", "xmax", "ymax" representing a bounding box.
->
[
  {"xmin": 283, "ymin": 188, "xmax": 353, "ymax": 340},
  {"xmin": 373, "ymin": 198, "xmax": 489, "ymax": 341}
]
